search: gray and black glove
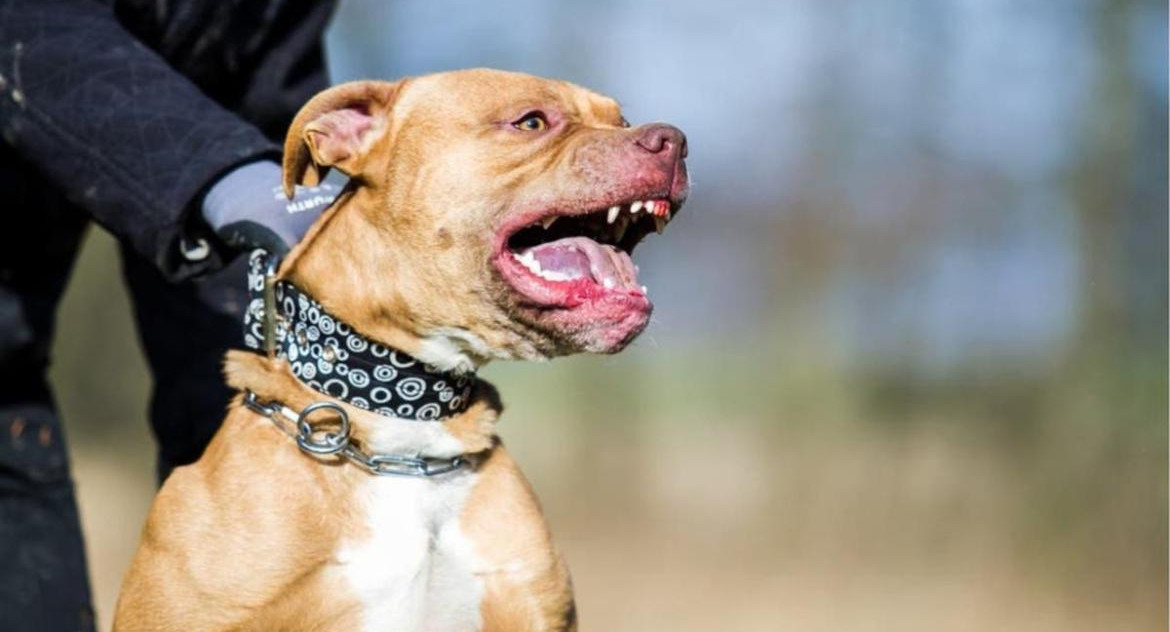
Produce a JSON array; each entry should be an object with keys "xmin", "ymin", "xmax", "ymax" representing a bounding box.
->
[{"xmin": 201, "ymin": 160, "xmax": 340, "ymax": 257}]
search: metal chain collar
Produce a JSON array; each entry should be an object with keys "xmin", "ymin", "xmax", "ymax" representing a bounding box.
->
[{"xmin": 243, "ymin": 391, "xmax": 466, "ymax": 477}]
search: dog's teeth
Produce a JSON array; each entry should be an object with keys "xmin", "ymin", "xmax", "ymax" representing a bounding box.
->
[
  {"xmin": 541, "ymin": 216, "xmax": 557, "ymax": 229},
  {"xmin": 539, "ymin": 269, "xmax": 573, "ymax": 282},
  {"xmin": 613, "ymin": 218, "xmax": 629, "ymax": 242},
  {"xmin": 514, "ymin": 251, "xmax": 542, "ymax": 274},
  {"xmin": 644, "ymin": 200, "xmax": 655, "ymax": 215},
  {"xmin": 607, "ymin": 205, "xmax": 620, "ymax": 224},
  {"xmin": 603, "ymin": 278, "xmax": 615, "ymax": 289},
  {"xmin": 630, "ymin": 200, "xmax": 643, "ymax": 214},
  {"xmin": 654, "ymin": 217, "xmax": 666, "ymax": 234},
  {"xmin": 515, "ymin": 250, "xmax": 582, "ymax": 282},
  {"xmin": 641, "ymin": 285, "xmax": 648, "ymax": 293}
]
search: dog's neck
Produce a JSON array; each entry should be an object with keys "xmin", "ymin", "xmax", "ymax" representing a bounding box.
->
[
  {"xmin": 243, "ymin": 250, "xmax": 478, "ymax": 422},
  {"xmin": 276, "ymin": 187, "xmax": 499, "ymax": 374},
  {"xmin": 232, "ymin": 249, "xmax": 501, "ymax": 458}
]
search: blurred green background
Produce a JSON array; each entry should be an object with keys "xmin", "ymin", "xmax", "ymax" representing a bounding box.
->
[{"xmin": 52, "ymin": 1, "xmax": 1165, "ymax": 630}]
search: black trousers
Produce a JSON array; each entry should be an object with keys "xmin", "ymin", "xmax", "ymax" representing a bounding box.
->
[{"xmin": 0, "ymin": 149, "xmax": 246, "ymax": 631}]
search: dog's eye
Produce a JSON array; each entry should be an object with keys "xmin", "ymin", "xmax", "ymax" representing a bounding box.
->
[
  {"xmin": 620, "ymin": 117, "xmax": 631, "ymax": 128},
  {"xmin": 512, "ymin": 112, "xmax": 549, "ymax": 132}
]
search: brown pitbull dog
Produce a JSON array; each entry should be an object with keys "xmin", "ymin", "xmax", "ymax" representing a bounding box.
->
[{"xmin": 113, "ymin": 68, "xmax": 688, "ymax": 632}]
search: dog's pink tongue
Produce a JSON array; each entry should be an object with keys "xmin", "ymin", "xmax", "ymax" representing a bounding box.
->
[{"xmin": 524, "ymin": 237, "xmax": 637, "ymax": 289}]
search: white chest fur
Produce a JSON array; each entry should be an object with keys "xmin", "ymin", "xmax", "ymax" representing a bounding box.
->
[{"xmin": 336, "ymin": 470, "xmax": 484, "ymax": 632}]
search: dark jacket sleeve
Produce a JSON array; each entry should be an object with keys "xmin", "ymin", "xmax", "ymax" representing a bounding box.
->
[{"xmin": 0, "ymin": 0, "xmax": 281, "ymax": 280}]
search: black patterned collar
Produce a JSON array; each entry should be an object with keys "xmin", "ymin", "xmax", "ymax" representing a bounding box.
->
[{"xmin": 243, "ymin": 250, "xmax": 475, "ymax": 421}]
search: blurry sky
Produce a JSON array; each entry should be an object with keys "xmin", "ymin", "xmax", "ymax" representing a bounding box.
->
[{"xmin": 325, "ymin": 0, "xmax": 1167, "ymax": 378}]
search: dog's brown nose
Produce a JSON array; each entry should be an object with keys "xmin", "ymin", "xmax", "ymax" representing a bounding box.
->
[{"xmin": 635, "ymin": 124, "xmax": 688, "ymax": 159}]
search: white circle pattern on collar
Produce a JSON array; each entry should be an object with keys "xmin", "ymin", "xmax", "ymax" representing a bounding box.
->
[{"xmin": 243, "ymin": 251, "xmax": 474, "ymax": 421}]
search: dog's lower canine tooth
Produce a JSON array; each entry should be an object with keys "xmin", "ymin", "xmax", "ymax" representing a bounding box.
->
[
  {"xmin": 607, "ymin": 206, "xmax": 620, "ymax": 224},
  {"xmin": 613, "ymin": 218, "xmax": 629, "ymax": 241}
]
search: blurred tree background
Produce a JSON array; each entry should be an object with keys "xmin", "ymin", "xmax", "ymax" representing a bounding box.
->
[{"xmin": 50, "ymin": 1, "xmax": 1165, "ymax": 630}]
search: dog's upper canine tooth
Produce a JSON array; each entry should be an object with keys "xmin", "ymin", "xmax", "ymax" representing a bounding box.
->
[
  {"xmin": 607, "ymin": 205, "xmax": 620, "ymax": 224},
  {"xmin": 540, "ymin": 216, "xmax": 557, "ymax": 229},
  {"xmin": 630, "ymin": 200, "xmax": 643, "ymax": 214},
  {"xmin": 654, "ymin": 216, "xmax": 666, "ymax": 234}
]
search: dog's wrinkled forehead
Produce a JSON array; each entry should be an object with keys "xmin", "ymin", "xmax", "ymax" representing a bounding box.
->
[
  {"xmin": 398, "ymin": 70, "xmax": 624, "ymax": 128},
  {"xmin": 281, "ymin": 69, "xmax": 628, "ymax": 197}
]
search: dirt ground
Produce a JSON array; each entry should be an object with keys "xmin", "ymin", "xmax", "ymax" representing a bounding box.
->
[{"xmin": 71, "ymin": 427, "xmax": 1160, "ymax": 632}]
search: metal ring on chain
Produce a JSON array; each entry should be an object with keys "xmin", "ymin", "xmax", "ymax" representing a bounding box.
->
[
  {"xmin": 243, "ymin": 391, "xmax": 466, "ymax": 477},
  {"xmin": 295, "ymin": 401, "xmax": 351, "ymax": 456}
]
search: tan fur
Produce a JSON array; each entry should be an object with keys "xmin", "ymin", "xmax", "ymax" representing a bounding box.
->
[
  {"xmin": 114, "ymin": 402, "xmax": 368, "ymax": 632},
  {"xmin": 115, "ymin": 68, "xmax": 684, "ymax": 631},
  {"xmin": 465, "ymin": 448, "xmax": 577, "ymax": 632}
]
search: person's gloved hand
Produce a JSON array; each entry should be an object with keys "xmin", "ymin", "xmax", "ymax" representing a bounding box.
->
[{"xmin": 201, "ymin": 160, "xmax": 340, "ymax": 256}]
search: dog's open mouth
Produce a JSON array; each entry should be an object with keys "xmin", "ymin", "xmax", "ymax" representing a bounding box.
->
[{"xmin": 495, "ymin": 197, "xmax": 678, "ymax": 308}]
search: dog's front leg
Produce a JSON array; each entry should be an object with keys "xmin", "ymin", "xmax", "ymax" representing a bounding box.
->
[{"xmin": 462, "ymin": 447, "xmax": 577, "ymax": 632}]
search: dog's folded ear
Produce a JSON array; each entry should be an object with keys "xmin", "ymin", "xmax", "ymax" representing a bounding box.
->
[{"xmin": 282, "ymin": 80, "xmax": 406, "ymax": 198}]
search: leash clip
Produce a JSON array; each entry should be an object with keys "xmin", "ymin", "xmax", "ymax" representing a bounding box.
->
[
  {"xmin": 261, "ymin": 253, "xmax": 281, "ymax": 359},
  {"xmin": 243, "ymin": 390, "xmax": 279, "ymax": 417}
]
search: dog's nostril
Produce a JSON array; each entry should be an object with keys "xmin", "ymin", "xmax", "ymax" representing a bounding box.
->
[{"xmin": 635, "ymin": 124, "xmax": 686, "ymax": 157}]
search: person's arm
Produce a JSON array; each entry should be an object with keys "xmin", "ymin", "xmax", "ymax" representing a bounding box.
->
[{"xmin": 0, "ymin": 0, "xmax": 280, "ymax": 280}]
